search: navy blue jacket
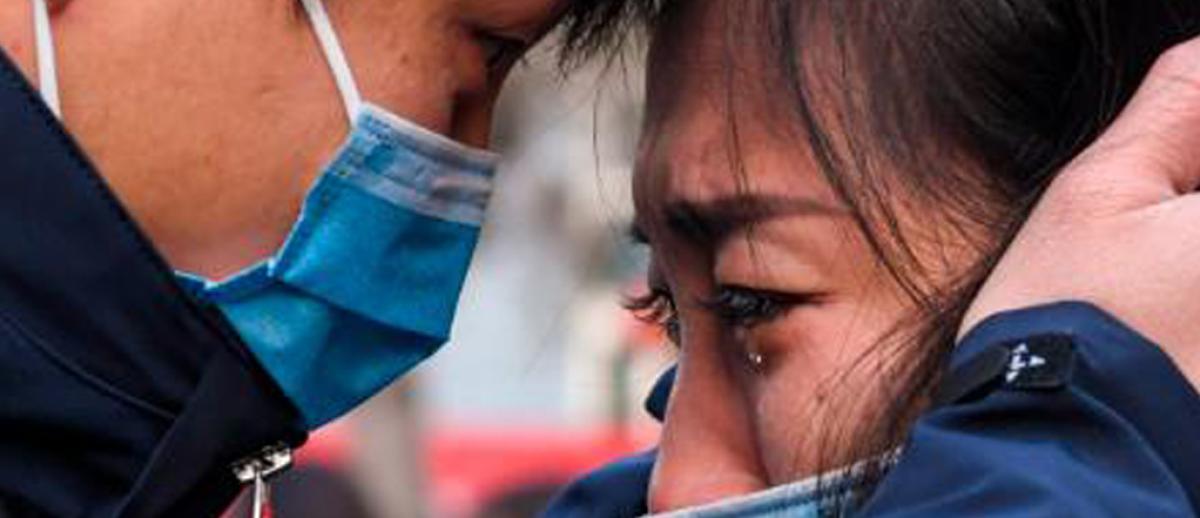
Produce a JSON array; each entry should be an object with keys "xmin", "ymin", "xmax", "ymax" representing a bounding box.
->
[
  {"xmin": 542, "ymin": 368, "xmax": 674, "ymax": 516},
  {"xmin": 545, "ymin": 303, "xmax": 1200, "ymax": 516},
  {"xmin": 0, "ymin": 50, "xmax": 307, "ymax": 516}
]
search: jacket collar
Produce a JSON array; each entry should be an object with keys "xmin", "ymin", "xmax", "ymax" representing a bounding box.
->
[
  {"xmin": 0, "ymin": 49, "xmax": 253, "ymax": 410},
  {"xmin": 0, "ymin": 49, "xmax": 306, "ymax": 515}
]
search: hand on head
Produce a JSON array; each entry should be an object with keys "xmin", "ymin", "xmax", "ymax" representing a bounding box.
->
[{"xmin": 963, "ymin": 36, "xmax": 1200, "ymax": 388}]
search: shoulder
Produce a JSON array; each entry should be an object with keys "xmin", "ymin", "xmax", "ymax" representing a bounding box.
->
[{"xmin": 862, "ymin": 302, "xmax": 1200, "ymax": 516}]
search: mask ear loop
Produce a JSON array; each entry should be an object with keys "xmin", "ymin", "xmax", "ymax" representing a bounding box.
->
[
  {"xmin": 299, "ymin": 0, "xmax": 363, "ymax": 124},
  {"xmin": 31, "ymin": 0, "xmax": 61, "ymax": 118},
  {"xmin": 31, "ymin": 0, "xmax": 357, "ymax": 124}
]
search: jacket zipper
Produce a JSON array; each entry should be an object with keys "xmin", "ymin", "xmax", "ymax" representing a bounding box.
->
[{"xmin": 231, "ymin": 443, "xmax": 294, "ymax": 518}]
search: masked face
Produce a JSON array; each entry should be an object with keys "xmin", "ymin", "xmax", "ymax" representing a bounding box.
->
[
  {"xmin": 13, "ymin": 0, "xmax": 568, "ymax": 429},
  {"xmin": 632, "ymin": 1, "xmax": 936, "ymax": 512},
  {"xmin": 0, "ymin": 0, "xmax": 566, "ymax": 279}
]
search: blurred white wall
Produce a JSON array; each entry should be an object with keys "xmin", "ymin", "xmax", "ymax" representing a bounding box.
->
[{"xmin": 420, "ymin": 42, "xmax": 649, "ymax": 427}]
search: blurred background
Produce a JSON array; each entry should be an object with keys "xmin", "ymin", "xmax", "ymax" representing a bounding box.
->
[{"xmin": 230, "ymin": 36, "xmax": 668, "ymax": 518}]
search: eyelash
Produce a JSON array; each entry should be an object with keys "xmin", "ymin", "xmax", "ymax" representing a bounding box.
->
[
  {"xmin": 701, "ymin": 286, "xmax": 806, "ymax": 329},
  {"xmin": 627, "ymin": 284, "xmax": 810, "ymax": 348},
  {"xmin": 626, "ymin": 287, "xmax": 681, "ymax": 346}
]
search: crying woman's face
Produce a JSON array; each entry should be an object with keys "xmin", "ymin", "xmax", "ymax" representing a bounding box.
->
[{"xmin": 629, "ymin": 0, "xmax": 971, "ymax": 512}]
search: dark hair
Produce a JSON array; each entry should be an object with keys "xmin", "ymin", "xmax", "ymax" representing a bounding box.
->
[{"xmin": 560, "ymin": 0, "xmax": 1200, "ymax": 506}]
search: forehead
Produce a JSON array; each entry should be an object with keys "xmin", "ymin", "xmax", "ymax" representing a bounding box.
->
[
  {"xmin": 636, "ymin": 1, "xmax": 839, "ymax": 223},
  {"xmin": 643, "ymin": 0, "xmax": 770, "ymax": 127}
]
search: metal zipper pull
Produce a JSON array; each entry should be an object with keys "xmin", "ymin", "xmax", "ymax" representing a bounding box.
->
[
  {"xmin": 250, "ymin": 467, "xmax": 269, "ymax": 518},
  {"xmin": 232, "ymin": 443, "xmax": 293, "ymax": 518}
]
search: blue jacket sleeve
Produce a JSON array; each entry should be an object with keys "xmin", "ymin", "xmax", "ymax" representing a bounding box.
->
[{"xmin": 860, "ymin": 302, "xmax": 1200, "ymax": 516}]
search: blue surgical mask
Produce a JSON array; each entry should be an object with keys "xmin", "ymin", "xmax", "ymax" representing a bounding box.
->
[{"xmin": 30, "ymin": 0, "xmax": 498, "ymax": 429}]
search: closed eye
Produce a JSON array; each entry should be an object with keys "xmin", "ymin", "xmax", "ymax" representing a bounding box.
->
[
  {"xmin": 476, "ymin": 31, "xmax": 529, "ymax": 73},
  {"xmin": 701, "ymin": 286, "xmax": 815, "ymax": 329}
]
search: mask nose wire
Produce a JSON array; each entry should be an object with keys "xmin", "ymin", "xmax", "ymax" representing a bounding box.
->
[
  {"xmin": 30, "ymin": 0, "xmax": 61, "ymax": 118},
  {"xmin": 299, "ymin": 0, "xmax": 363, "ymax": 124}
]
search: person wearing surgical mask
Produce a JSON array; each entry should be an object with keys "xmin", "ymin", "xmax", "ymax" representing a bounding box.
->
[
  {"xmin": 546, "ymin": 0, "xmax": 1200, "ymax": 516},
  {"xmin": 0, "ymin": 0, "xmax": 563, "ymax": 515}
]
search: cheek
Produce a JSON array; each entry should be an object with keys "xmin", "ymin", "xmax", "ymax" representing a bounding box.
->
[
  {"xmin": 449, "ymin": 32, "xmax": 492, "ymax": 97},
  {"xmin": 342, "ymin": 9, "xmax": 466, "ymax": 136},
  {"xmin": 747, "ymin": 297, "xmax": 908, "ymax": 483},
  {"xmin": 399, "ymin": 33, "xmax": 466, "ymax": 130}
]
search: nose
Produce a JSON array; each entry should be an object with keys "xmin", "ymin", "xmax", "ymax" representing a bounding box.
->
[{"xmin": 647, "ymin": 326, "xmax": 769, "ymax": 512}]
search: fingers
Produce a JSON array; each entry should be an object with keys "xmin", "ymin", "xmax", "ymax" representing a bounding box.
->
[{"xmin": 1066, "ymin": 37, "xmax": 1200, "ymax": 198}]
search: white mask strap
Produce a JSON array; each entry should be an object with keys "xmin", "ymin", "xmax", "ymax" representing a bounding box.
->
[
  {"xmin": 30, "ymin": 0, "xmax": 61, "ymax": 118},
  {"xmin": 299, "ymin": 0, "xmax": 362, "ymax": 122},
  {"xmin": 29, "ymin": 0, "xmax": 359, "ymax": 123}
]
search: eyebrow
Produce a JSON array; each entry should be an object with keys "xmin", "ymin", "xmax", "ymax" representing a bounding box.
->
[{"xmin": 645, "ymin": 194, "xmax": 841, "ymax": 247}]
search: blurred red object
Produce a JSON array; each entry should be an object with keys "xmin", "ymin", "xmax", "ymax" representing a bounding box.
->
[{"xmin": 295, "ymin": 419, "xmax": 356, "ymax": 469}]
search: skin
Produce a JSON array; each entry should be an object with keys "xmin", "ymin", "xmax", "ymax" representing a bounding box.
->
[
  {"xmin": 638, "ymin": 0, "xmax": 1200, "ymax": 513},
  {"xmin": 5, "ymin": 0, "xmax": 1200, "ymax": 513},
  {"xmin": 0, "ymin": 0, "xmax": 565, "ymax": 279},
  {"xmin": 962, "ymin": 38, "xmax": 1200, "ymax": 391},
  {"xmin": 635, "ymin": 0, "xmax": 916, "ymax": 511}
]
